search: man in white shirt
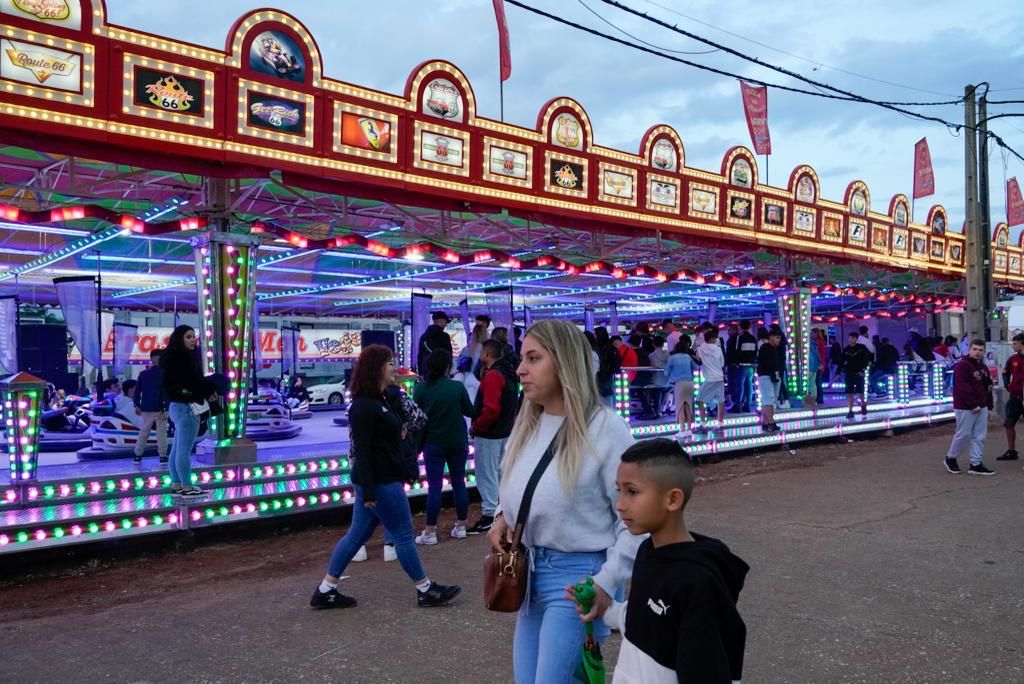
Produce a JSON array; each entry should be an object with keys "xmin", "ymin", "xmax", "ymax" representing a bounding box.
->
[
  {"xmin": 113, "ymin": 379, "xmax": 144, "ymax": 429},
  {"xmin": 662, "ymin": 319, "xmax": 681, "ymax": 352},
  {"xmin": 697, "ymin": 327, "xmax": 726, "ymax": 429},
  {"xmin": 858, "ymin": 325, "xmax": 875, "ymax": 356}
]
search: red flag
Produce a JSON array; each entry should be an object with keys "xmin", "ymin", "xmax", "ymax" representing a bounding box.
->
[
  {"xmin": 492, "ymin": 0, "xmax": 512, "ymax": 82},
  {"xmin": 913, "ymin": 137, "xmax": 935, "ymax": 199},
  {"xmin": 739, "ymin": 82, "xmax": 771, "ymax": 155},
  {"xmin": 1009, "ymin": 177, "xmax": 1024, "ymax": 227}
]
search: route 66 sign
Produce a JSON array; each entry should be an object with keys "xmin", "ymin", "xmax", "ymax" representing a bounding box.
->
[{"xmin": 423, "ymin": 78, "xmax": 463, "ymax": 122}]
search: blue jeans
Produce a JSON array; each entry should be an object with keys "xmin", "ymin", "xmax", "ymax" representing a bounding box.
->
[
  {"xmin": 473, "ymin": 437, "xmax": 506, "ymax": 517},
  {"xmin": 424, "ymin": 443, "xmax": 469, "ymax": 525},
  {"xmin": 514, "ymin": 547, "xmax": 613, "ymax": 684},
  {"xmin": 167, "ymin": 402, "xmax": 200, "ymax": 487},
  {"xmin": 327, "ymin": 482, "xmax": 425, "ymax": 581}
]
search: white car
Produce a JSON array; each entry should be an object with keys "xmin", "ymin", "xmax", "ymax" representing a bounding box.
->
[{"xmin": 308, "ymin": 376, "xmax": 347, "ymax": 406}]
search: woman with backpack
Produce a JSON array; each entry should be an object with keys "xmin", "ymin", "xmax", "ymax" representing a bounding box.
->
[{"xmin": 412, "ymin": 349, "xmax": 476, "ymax": 543}]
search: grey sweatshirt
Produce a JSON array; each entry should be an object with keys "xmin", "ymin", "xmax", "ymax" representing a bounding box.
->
[{"xmin": 496, "ymin": 407, "xmax": 642, "ymax": 595}]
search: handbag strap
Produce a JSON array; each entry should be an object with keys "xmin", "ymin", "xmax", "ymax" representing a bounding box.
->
[{"xmin": 510, "ymin": 433, "xmax": 558, "ymax": 546}]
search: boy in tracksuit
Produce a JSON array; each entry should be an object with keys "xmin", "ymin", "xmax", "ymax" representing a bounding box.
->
[
  {"xmin": 945, "ymin": 339, "xmax": 995, "ymax": 476},
  {"xmin": 591, "ymin": 439, "xmax": 748, "ymax": 683}
]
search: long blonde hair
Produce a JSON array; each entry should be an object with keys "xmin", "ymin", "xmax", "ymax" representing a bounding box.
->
[
  {"xmin": 468, "ymin": 322, "xmax": 489, "ymax": 356},
  {"xmin": 502, "ymin": 319, "xmax": 602, "ymax": 494}
]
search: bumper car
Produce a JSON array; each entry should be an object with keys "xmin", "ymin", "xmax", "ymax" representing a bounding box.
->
[
  {"xmin": 239, "ymin": 389, "xmax": 302, "ymax": 441},
  {"xmin": 286, "ymin": 396, "xmax": 312, "ymax": 420},
  {"xmin": 1, "ymin": 398, "xmax": 94, "ymax": 452},
  {"xmin": 76, "ymin": 407, "xmax": 172, "ymax": 461}
]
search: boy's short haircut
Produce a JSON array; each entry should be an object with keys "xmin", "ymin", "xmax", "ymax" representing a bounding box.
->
[
  {"xmin": 970, "ymin": 338, "xmax": 985, "ymax": 348},
  {"xmin": 1013, "ymin": 333, "xmax": 1024, "ymax": 343},
  {"xmin": 122, "ymin": 379, "xmax": 137, "ymax": 394},
  {"xmin": 481, "ymin": 339, "xmax": 504, "ymax": 359},
  {"xmin": 620, "ymin": 438, "xmax": 695, "ymax": 508},
  {"xmin": 704, "ymin": 327, "xmax": 719, "ymax": 340},
  {"xmin": 768, "ymin": 329, "xmax": 781, "ymax": 339}
]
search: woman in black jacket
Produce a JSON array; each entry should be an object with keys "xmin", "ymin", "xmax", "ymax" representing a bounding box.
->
[
  {"xmin": 160, "ymin": 325, "xmax": 212, "ymax": 498},
  {"xmin": 310, "ymin": 344, "xmax": 460, "ymax": 610}
]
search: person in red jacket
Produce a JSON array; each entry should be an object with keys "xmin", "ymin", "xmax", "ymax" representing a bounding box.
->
[
  {"xmin": 466, "ymin": 340, "xmax": 519, "ymax": 535},
  {"xmin": 612, "ymin": 335, "xmax": 638, "ymax": 382},
  {"xmin": 945, "ymin": 339, "xmax": 996, "ymax": 475},
  {"xmin": 998, "ymin": 333, "xmax": 1024, "ymax": 461}
]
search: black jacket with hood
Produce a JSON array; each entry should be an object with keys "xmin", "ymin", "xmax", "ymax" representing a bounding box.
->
[{"xmin": 611, "ymin": 533, "xmax": 748, "ymax": 683}]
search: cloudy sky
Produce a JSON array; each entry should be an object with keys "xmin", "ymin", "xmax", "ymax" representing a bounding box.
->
[{"xmin": 107, "ymin": 0, "xmax": 1024, "ymax": 236}]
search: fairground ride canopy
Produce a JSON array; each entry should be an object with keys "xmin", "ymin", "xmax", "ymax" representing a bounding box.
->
[{"xmin": 0, "ymin": 0, "xmax": 1005, "ymax": 321}]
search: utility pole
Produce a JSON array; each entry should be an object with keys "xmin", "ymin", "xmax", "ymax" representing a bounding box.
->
[
  {"xmin": 964, "ymin": 84, "xmax": 985, "ymax": 340},
  {"xmin": 977, "ymin": 94, "xmax": 996, "ymax": 340}
]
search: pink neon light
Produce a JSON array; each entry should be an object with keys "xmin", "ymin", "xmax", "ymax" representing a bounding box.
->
[
  {"xmin": 137, "ymin": 517, "xmax": 148, "ymax": 528},
  {"xmin": 34, "ymin": 530, "xmax": 46, "ymax": 541},
  {"xmin": 191, "ymin": 511, "xmax": 202, "ymax": 521},
  {"xmin": 0, "ymin": 534, "xmax": 8, "ymax": 545},
  {"xmin": 104, "ymin": 521, "xmax": 116, "ymax": 532},
  {"xmin": 70, "ymin": 525, "xmax": 82, "ymax": 536},
  {"xmin": 168, "ymin": 513, "xmax": 179, "ymax": 524}
]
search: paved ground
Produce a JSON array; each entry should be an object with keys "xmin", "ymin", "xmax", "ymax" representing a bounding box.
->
[{"xmin": 2, "ymin": 423, "xmax": 1022, "ymax": 683}]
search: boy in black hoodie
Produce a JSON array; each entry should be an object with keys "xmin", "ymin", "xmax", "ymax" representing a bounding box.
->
[{"xmin": 589, "ymin": 438, "xmax": 749, "ymax": 683}]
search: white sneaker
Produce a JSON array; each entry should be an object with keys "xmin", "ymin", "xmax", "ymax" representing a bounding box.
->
[
  {"xmin": 675, "ymin": 430, "xmax": 692, "ymax": 443},
  {"xmin": 352, "ymin": 545, "xmax": 368, "ymax": 562},
  {"xmin": 383, "ymin": 544, "xmax": 398, "ymax": 562},
  {"xmin": 415, "ymin": 530, "xmax": 438, "ymax": 545},
  {"xmin": 451, "ymin": 524, "xmax": 467, "ymax": 539}
]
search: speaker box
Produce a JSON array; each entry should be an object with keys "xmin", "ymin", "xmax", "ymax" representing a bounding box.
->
[{"xmin": 19, "ymin": 324, "xmax": 69, "ymax": 384}]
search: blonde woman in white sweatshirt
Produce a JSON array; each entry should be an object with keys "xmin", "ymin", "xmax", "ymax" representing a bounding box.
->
[{"xmin": 488, "ymin": 319, "xmax": 640, "ymax": 684}]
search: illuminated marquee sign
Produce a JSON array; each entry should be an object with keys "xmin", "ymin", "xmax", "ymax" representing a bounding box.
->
[{"xmin": 1, "ymin": 38, "xmax": 80, "ymax": 90}]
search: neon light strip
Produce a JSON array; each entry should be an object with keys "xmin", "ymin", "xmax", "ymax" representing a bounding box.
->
[{"xmin": 0, "ymin": 227, "xmax": 127, "ymax": 281}]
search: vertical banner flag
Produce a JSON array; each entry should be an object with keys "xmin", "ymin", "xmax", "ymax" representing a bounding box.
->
[
  {"xmin": 1007, "ymin": 177, "xmax": 1024, "ymax": 227},
  {"xmin": 459, "ymin": 298, "xmax": 472, "ymax": 338},
  {"xmin": 523, "ymin": 306, "xmax": 532, "ymax": 329},
  {"xmin": 740, "ymin": 82, "xmax": 771, "ymax": 155},
  {"xmin": 492, "ymin": 0, "xmax": 512, "ymax": 81},
  {"xmin": 281, "ymin": 326, "xmax": 299, "ymax": 379},
  {"xmin": 913, "ymin": 137, "xmax": 935, "ymax": 199},
  {"xmin": 252, "ymin": 304, "xmax": 263, "ymax": 368},
  {"xmin": 609, "ymin": 302, "xmax": 619, "ymax": 337},
  {"xmin": 111, "ymin": 323, "xmax": 138, "ymax": 377},
  {"xmin": 484, "ymin": 286, "xmax": 513, "ymax": 332},
  {"xmin": 412, "ymin": 293, "xmax": 433, "ymax": 373},
  {"xmin": 584, "ymin": 308, "xmax": 595, "ymax": 332},
  {"xmin": 53, "ymin": 276, "xmax": 101, "ymax": 370},
  {"xmin": 0, "ymin": 295, "xmax": 17, "ymax": 374}
]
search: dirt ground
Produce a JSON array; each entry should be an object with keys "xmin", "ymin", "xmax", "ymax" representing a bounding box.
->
[{"xmin": 2, "ymin": 424, "xmax": 1022, "ymax": 683}]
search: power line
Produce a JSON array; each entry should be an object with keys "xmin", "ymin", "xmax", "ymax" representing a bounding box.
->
[
  {"xmin": 504, "ymin": 0, "xmax": 1024, "ymax": 168},
  {"xmin": 986, "ymin": 99, "xmax": 1024, "ymax": 105},
  {"xmin": 597, "ymin": 0, "xmax": 963, "ymax": 109},
  {"xmin": 637, "ymin": 0, "xmax": 959, "ymax": 99},
  {"xmin": 575, "ymin": 0, "xmax": 717, "ymax": 55},
  {"xmin": 504, "ymin": 0, "xmax": 962, "ymax": 124}
]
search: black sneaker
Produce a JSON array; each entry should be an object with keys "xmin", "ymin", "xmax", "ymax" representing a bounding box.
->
[
  {"xmin": 968, "ymin": 463, "xmax": 996, "ymax": 476},
  {"xmin": 944, "ymin": 458, "xmax": 961, "ymax": 474},
  {"xmin": 846, "ymin": 411, "xmax": 855, "ymax": 421},
  {"xmin": 996, "ymin": 450, "xmax": 1019, "ymax": 461},
  {"xmin": 176, "ymin": 486, "xmax": 207, "ymax": 498},
  {"xmin": 133, "ymin": 455, "xmax": 142, "ymax": 465},
  {"xmin": 417, "ymin": 582, "xmax": 461, "ymax": 607},
  {"xmin": 159, "ymin": 457, "xmax": 169, "ymax": 464},
  {"xmin": 860, "ymin": 405, "xmax": 868, "ymax": 416},
  {"xmin": 466, "ymin": 515, "xmax": 494, "ymax": 535},
  {"xmin": 310, "ymin": 586, "xmax": 357, "ymax": 610}
]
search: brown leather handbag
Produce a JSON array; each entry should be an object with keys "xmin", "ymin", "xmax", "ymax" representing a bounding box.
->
[{"xmin": 484, "ymin": 438, "xmax": 556, "ymax": 612}]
